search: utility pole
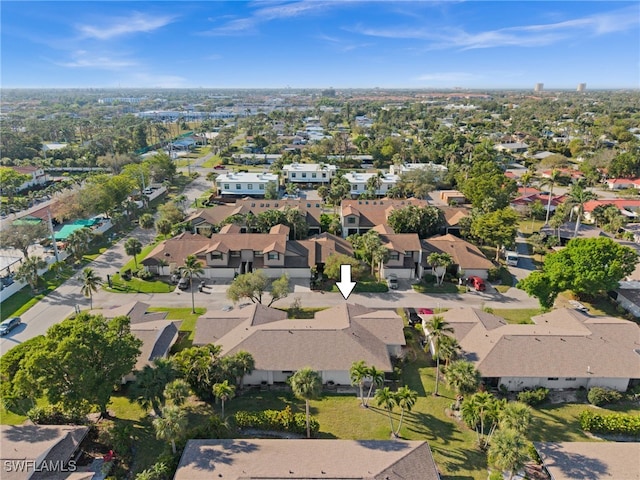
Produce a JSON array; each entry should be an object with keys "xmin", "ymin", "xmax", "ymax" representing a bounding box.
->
[{"xmin": 47, "ymin": 209, "xmax": 60, "ymax": 262}]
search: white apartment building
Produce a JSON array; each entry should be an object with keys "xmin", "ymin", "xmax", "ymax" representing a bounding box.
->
[
  {"xmin": 216, "ymin": 172, "xmax": 279, "ymax": 197},
  {"xmin": 343, "ymin": 172, "xmax": 399, "ymax": 197},
  {"xmin": 389, "ymin": 162, "xmax": 448, "ymax": 180},
  {"xmin": 281, "ymin": 163, "xmax": 337, "ymax": 184}
]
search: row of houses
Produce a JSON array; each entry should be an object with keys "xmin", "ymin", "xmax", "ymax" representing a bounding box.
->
[{"xmin": 145, "ymin": 198, "xmax": 490, "ymax": 281}]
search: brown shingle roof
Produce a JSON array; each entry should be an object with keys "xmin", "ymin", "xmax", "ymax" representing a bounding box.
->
[
  {"xmin": 141, "ymin": 233, "xmax": 211, "ymax": 268},
  {"xmin": 175, "ymin": 439, "xmax": 441, "ymax": 480},
  {"xmin": 193, "ymin": 304, "xmax": 405, "ymax": 372},
  {"xmin": 341, "ymin": 198, "xmax": 429, "ymax": 228},
  {"xmin": 422, "ymin": 234, "xmax": 494, "ymax": 270}
]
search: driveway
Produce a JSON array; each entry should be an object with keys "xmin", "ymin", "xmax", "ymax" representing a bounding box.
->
[{"xmin": 510, "ymin": 232, "xmax": 538, "ymax": 282}]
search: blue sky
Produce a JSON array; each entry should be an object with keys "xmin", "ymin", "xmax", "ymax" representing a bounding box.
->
[{"xmin": 2, "ymin": 1, "xmax": 639, "ymax": 89}]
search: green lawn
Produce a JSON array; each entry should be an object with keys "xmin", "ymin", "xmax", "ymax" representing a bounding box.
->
[
  {"xmin": 105, "ymin": 274, "xmax": 174, "ymax": 294},
  {"xmin": 492, "ymin": 308, "xmax": 541, "ymax": 324},
  {"xmin": 412, "ymin": 282, "xmax": 462, "ymax": 294}
]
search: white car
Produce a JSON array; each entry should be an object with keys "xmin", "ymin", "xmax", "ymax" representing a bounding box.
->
[
  {"xmin": 387, "ymin": 274, "xmax": 398, "ymax": 290},
  {"xmin": 568, "ymin": 300, "xmax": 588, "ymax": 313}
]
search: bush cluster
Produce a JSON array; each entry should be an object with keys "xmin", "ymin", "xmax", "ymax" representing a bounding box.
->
[
  {"xmin": 517, "ymin": 387, "xmax": 549, "ymax": 405},
  {"xmin": 233, "ymin": 406, "xmax": 319, "ymax": 436},
  {"xmin": 587, "ymin": 387, "xmax": 623, "ymax": 407},
  {"xmin": 579, "ymin": 410, "xmax": 640, "ymax": 436},
  {"xmin": 27, "ymin": 405, "xmax": 86, "ymax": 425}
]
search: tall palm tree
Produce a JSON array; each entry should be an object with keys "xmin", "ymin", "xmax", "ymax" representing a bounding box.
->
[
  {"xmin": 488, "ymin": 428, "xmax": 529, "ymax": 480},
  {"xmin": 439, "ymin": 335, "xmax": 461, "ymax": 369},
  {"xmin": 288, "ymin": 367, "xmax": 322, "ymax": 438},
  {"xmin": 541, "ymin": 169, "xmax": 561, "ymax": 224},
  {"xmin": 182, "ymin": 254, "xmax": 204, "ymax": 313},
  {"xmin": 350, "ymin": 360, "xmax": 369, "ymax": 407},
  {"xmin": 567, "ymin": 181, "xmax": 597, "ymax": 237},
  {"xmin": 423, "ymin": 315, "xmax": 453, "ymax": 395},
  {"xmin": 394, "ymin": 385, "xmax": 418, "ymax": 437},
  {"xmin": 14, "ymin": 256, "xmax": 47, "ymax": 293},
  {"xmin": 444, "ymin": 360, "xmax": 481, "ymax": 398},
  {"xmin": 364, "ymin": 366, "xmax": 385, "ymax": 407},
  {"xmin": 80, "ymin": 267, "xmax": 102, "ymax": 309},
  {"xmin": 427, "ymin": 252, "xmax": 453, "ymax": 286},
  {"xmin": 499, "ymin": 401, "xmax": 532, "ymax": 434},
  {"xmin": 124, "ymin": 237, "xmax": 143, "ymax": 269},
  {"xmin": 212, "ymin": 380, "xmax": 236, "ymax": 419},
  {"xmin": 374, "ymin": 386, "xmax": 397, "ymax": 437},
  {"xmin": 164, "ymin": 379, "xmax": 191, "ymax": 407},
  {"xmin": 232, "ymin": 351, "xmax": 255, "ymax": 390},
  {"xmin": 131, "ymin": 358, "xmax": 177, "ymax": 416},
  {"xmin": 153, "ymin": 405, "xmax": 187, "ymax": 454}
]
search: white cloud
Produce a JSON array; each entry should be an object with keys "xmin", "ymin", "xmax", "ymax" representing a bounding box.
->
[
  {"xmin": 128, "ymin": 72, "xmax": 188, "ymax": 88},
  {"xmin": 55, "ymin": 51, "xmax": 136, "ymax": 69},
  {"xmin": 77, "ymin": 12, "xmax": 176, "ymax": 40},
  {"xmin": 416, "ymin": 72, "xmax": 479, "ymax": 82}
]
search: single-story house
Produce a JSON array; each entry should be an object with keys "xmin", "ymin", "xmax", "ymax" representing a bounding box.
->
[
  {"xmin": 534, "ymin": 442, "xmax": 640, "ymax": 480},
  {"xmin": 0, "ymin": 424, "xmax": 90, "ymax": 480},
  {"xmin": 422, "ymin": 307, "xmax": 640, "ymax": 392},
  {"xmin": 605, "ymin": 178, "xmax": 640, "ymax": 190},
  {"xmin": 583, "ymin": 199, "xmax": 640, "ymax": 222},
  {"xmin": 93, "ymin": 301, "xmax": 181, "ymax": 382},
  {"xmin": 175, "ymin": 439, "xmax": 441, "ymax": 480},
  {"xmin": 422, "ymin": 234, "xmax": 494, "ymax": 280},
  {"xmin": 193, "ymin": 303, "xmax": 405, "ymax": 386},
  {"xmin": 611, "ymin": 281, "xmax": 640, "ymax": 318}
]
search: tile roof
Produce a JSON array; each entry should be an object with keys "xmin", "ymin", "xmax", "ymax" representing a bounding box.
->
[
  {"xmin": 175, "ymin": 439, "xmax": 441, "ymax": 480},
  {"xmin": 194, "ymin": 303, "xmax": 405, "ymax": 372}
]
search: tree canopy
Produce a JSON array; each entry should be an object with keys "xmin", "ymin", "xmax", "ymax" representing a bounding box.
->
[
  {"xmin": 470, "ymin": 207, "xmax": 519, "ymax": 260},
  {"xmin": 387, "ymin": 205, "xmax": 444, "ymax": 238},
  {"xmin": 518, "ymin": 237, "xmax": 638, "ymax": 308},
  {"xmin": 226, "ymin": 271, "xmax": 290, "ymax": 306}
]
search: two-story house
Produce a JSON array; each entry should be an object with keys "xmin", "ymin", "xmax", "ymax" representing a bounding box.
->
[
  {"xmin": 10, "ymin": 166, "xmax": 48, "ymax": 191},
  {"xmin": 372, "ymin": 225, "xmax": 423, "ymax": 279},
  {"xmin": 389, "ymin": 162, "xmax": 448, "ymax": 181},
  {"xmin": 340, "ymin": 198, "xmax": 429, "ymax": 238},
  {"xmin": 343, "ymin": 172, "xmax": 399, "ymax": 197},
  {"xmin": 282, "ymin": 162, "xmax": 337, "ymax": 184},
  {"xmin": 216, "ymin": 172, "xmax": 278, "ymax": 197}
]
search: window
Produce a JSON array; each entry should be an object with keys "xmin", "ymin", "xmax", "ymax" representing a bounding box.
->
[
  {"xmin": 267, "ymin": 252, "xmax": 279, "ymax": 260},
  {"xmin": 312, "ymin": 173, "xmax": 317, "ymax": 178},
  {"xmin": 224, "ymin": 184, "xmax": 230, "ymax": 190},
  {"xmin": 565, "ymin": 377, "xmax": 576, "ymax": 381},
  {"xmin": 230, "ymin": 251, "xmax": 240, "ymax": 257},
  {"xmin": 248, "ymin": 184, "xmax": 253, "ymax": 190},
  {"xmin": 405, "ymin": 251, "xmax": 413, "ymax": 257},
  {"xmin": 291, "ymin": 173, "xmax": 296, "ymax": 178},
  {"xmin": 547, "ymin": 377, "xmax": 559, "ymax": 381},
  {"xmin": 352, "ymin": 184, "xmax": 358, "ymax": 191},
  {"xmin": 302, "ymin": 173, "xmax": 307, "ymax": 178},
  {"xmin": 211, "ymin": 252, "xmax": 222, "ymax": 260},
  {"xmin": 254, "ymin": 251, "xmax": 263, "ymax": 257},
  {"xmin": 347, "ymin": 217, "xmax": 356, "ymax": 224},
  {"xmin": 389, "ymin": 252, "xmax": 400, "ymax": 261},
  {"xmin": 236, "ymin": 184, "xmax": 241, "ymax": 190},
  {"xmin": 322, "ymin": 172, "xmax": 327, "ymax": 178},
  {"xmin": 259, "ymin": 184, "xmax": 265, "ymax": 190}
]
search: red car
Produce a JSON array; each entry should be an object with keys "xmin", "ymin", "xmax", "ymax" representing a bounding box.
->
[
  {"xmin": 418, "ymin": 308, "xmax": 434, "ymax": 315},
  {"xmin": 214, "ymin": 165, "xmax": 226, "ymax": 170}
]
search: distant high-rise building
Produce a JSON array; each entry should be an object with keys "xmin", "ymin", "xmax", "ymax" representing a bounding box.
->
[
  {"xmin": 534, "ymin": 83, "xmax": 544, "ymax": 92},
  {"xmin": 577, "ymin": 83, "xmax": 587, "ymax": 92}
]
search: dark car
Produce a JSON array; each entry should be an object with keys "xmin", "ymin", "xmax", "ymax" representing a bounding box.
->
[
  {"xmin": 214, "ymin": 165, "xmax": 226, "ymax": 170},
  {"xmin": 0, "ymin": 317, "xmax": 21, "ymax": 336},
  {"xmin": 406, "ymin": 308, "xmax": 421, "ymax": 326}
]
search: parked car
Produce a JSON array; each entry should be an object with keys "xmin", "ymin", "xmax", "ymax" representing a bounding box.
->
[
  {"xmin": 0, "ymin": 317, "xmax": 21, "ymax": 336},
  {"xmin": 568, "ymin": 300, "xmax": 589, "ymax": 313},
  {"xmin": 418, "ymin": 308, "xmax": 434, "ymax": 315},
  {"xmin": 214, "ymin": 165, "xmax": 226, "ymax": 170},
  {"xmin": 406, "ymin": 308, "xmax": 421, "ymax": 326},
  {"xmin": 177, "ymin": 277, "xmax": 190, "ymax": 290},
  {"xmin": 387, "ymin": 274, "xmax": 398, "ymax": 290},
  {"xmin": 467, "ymin": 276, "xmax": 486, "ymax": 292}
]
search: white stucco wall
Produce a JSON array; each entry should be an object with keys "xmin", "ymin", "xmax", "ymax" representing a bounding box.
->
[{"xmin": 499, "ymin": 376, "xmax": 630, "ymax": 392}]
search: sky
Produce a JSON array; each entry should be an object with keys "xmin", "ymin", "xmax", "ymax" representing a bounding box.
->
[{"xmin": 2, "ymin": 1, "xmax": 639, "ymax": 90}]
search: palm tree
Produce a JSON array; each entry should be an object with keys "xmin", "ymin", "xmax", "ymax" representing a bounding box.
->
[
  {"xmin": 423, "ymin": 315, "xmax": 453, "ymax": 395},
  {"xmin": 80, "ymin": 267, "xmax": 102, "ymax": 309},
  {"xmin": 156, "ymin": 218, "xmax": 172, "ymax": 239},
  {"xmin": 232, "ymin": 351, "xmax": 255, "ymax": 390},
  {"xmin": 153, "ymin": 405, "xmax": 187, "ymax": 454},
  {"xmin": 212, "ymin": 380, "xmax": 236, "ymax": 418},
  {"xmin": 288, "ymin": 367, "xmax": 322, "ymax": 438},
  {"xmin": 182, "ymin": 254, "xmax": 204, "ymax": 313},
  {"xmin": 124, "ymin": 237, "xmax": 143, "ymax": 269},
  {"xmin": 427, "ymin": 252, "xmax": 453, "ymax": 286},
  {"xmin": 350, "ymin": 360, "xmax": 369, "ymax": 407},
  {"xmin": 567, "ymin": 181, "xmax": 597, "ymax": 237},
  {"xmin": 438, "ymin": 335, "xmax": 461, "ymax": 369},
  {"xmin": 14, "ymin": 256, "xmax": 47, "ymax": 293},
  {"xmin": 364, "ymin": 366, "xmax": 385, "ymax": 407},
  {"xmin": 394, "ymin": 385, "xmax": 418, "ymax": 437},
  {"xmin": 139, "ymin": 213, "xmax": 155, "ymax": 230},
  {"xmin": 541, "ymin": 169, "xmax": 561, "ymax": 224},
  {"xmin": 444, "ymin": 360, "xmax": 481, "ymax": 398},
  {"xmin": 488, "ymin": 428, "xmax": 529, "ymax": 480},
  {"xmin": 131, "ymin": 358, "xmax": 177, "ymax": 416},
  {"xmin": 164, "ymin": 379, "xmax": 191, "ymax": 407},
  {"xmin": 66, "ymin": 228, "xmax": 94, "ymax": 263},
  {"xmin": 499, "ymin": 401, "xmax": 532, "ymax": 434},
  {"xmin": 461, "ymin": 391, "xmax": 503, "ymax": 447},
  {"xmin": 374, "ymin": 386, "xmax": 397, "ymax": 437}
]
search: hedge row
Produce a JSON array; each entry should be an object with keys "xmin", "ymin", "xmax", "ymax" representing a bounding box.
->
[
  {"xmin": 579, "ymin": 410, "xmax": 640, "ymax": 436},
  {"xmin": 517, "ymin": 387, "xmax": 549, "ymax": 405},
  {"xmin": 234, "ymin": 406, "xmax": 319, "ymax": 436}
]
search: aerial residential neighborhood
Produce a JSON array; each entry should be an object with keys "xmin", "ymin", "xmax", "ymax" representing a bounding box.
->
[{"xmin": 1, "ymin": 1, "xmax": 640, "ymax": 479}]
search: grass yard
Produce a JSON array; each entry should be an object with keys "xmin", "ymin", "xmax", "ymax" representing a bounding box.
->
[
  {"xmin": 147, "ymin": 307, "xmax": 206, "ymax": 351},
  {"xmin": 492, "ymin": 308, "xmax": 541, "ymax": 324},
  {"xmin": 105, "ymin": 274, "xmax": 174, "ymax": 294},
  {"xmin": 519, "ymin": 219, "xmax": 546, "ymax": 235},
  {"xmin": 412, "ymin": 282, "xmax": 462, "ymax": 294}
]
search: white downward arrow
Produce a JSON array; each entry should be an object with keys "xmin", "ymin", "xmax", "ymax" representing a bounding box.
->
[{"xmin": 336, "ymin": 264, "xmax": 357, "ymax": 300}]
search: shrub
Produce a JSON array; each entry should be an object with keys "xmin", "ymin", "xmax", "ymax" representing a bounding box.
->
[
  {"xmin": 137, "ymin": 269, "xmax": 154, "ymax": 280},
  {"xmin": 487, "ymin": 267, "xmax": 501, "ymax": 282},
  {"xmin": 27, "ymin": 405, "xmax": 86, "ymax": 425},
  {"xmin": 579, "ymin": 410, "xmax": 640, "ymax": 436},
  {"xmin": 517, "ymin": 387, "xmax": 549, "ymax": 405},
  {"xmin": 422, "ymin": 273, "xmax": 436, "ymax": 284},
  {"xmin": 587, "ymin": 387, "xmax": 623, "ymax": 407},
  {"xmin": 233, "ymin": 406, "xmax": 319, "ymax": 436}
]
